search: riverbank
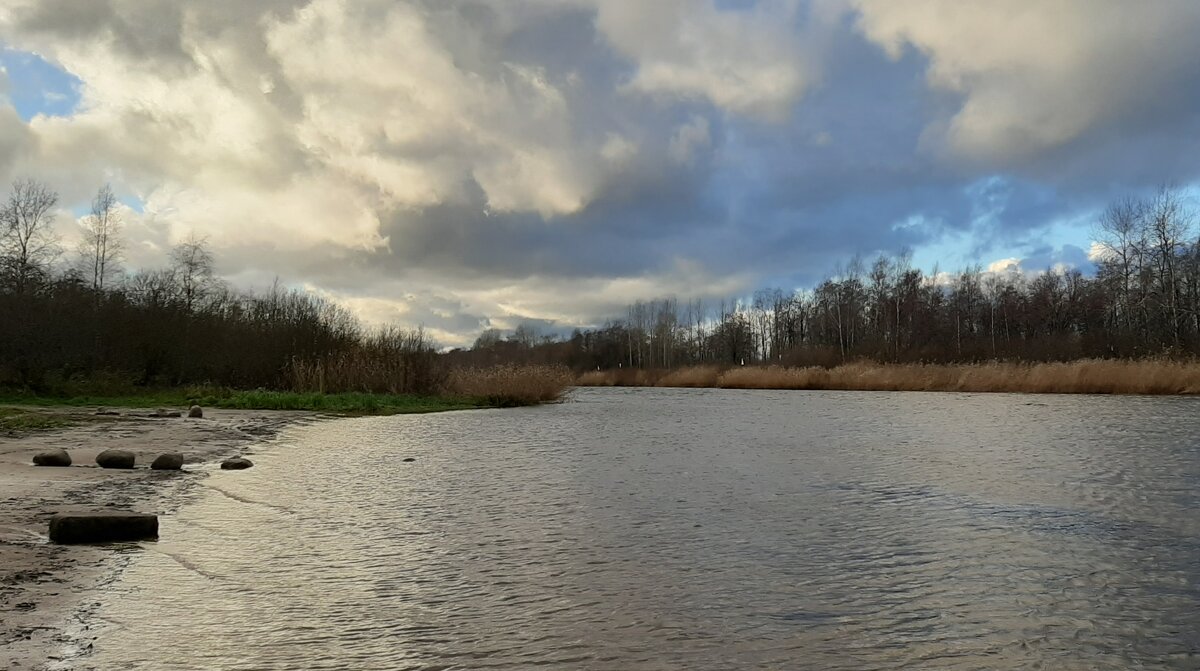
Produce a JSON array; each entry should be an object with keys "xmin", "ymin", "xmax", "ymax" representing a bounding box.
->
[
  {"xmin": 1, "ymin": 364, "xmax": 575, "ymax": 414},
  {"xmin": 0, "ymin": 406, "xmax": 318, "ymax": 669},
  {"xmin": 577, "ymin": 359, "xmax": 1200, "ymax": 395},
  {"xmin": 0, "ymin": 390, "xmax": 493, "ymax": 415}
]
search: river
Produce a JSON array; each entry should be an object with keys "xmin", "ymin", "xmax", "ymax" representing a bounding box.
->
[{"xmin": 77, "ymin": 388, "xmax": 1200, "ymax": 669}]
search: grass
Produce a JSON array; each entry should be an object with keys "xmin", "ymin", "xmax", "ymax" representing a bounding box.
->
[
  {"xmin": 0, "ymin": 364, "xmax": 575, "ymax": 416},
  {"xmin": 577, "ymin": 359, "xmax": 1200, "ymax": 395},
  {"xmin": 0, "ymin": 389, "xmax": 490, "ymax": 415},
  {"xmin": 0, "ymin": 407, "xmax": 74, "ymax": 435},
  {"xmin": 204, "ymin": 391, "xmax": 488, "ymax": 414}
]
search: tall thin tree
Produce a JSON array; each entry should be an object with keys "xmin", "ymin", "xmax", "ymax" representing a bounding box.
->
[{"xmin": 80, "ymin": 184, "xmax": 123, "ymax": 292}]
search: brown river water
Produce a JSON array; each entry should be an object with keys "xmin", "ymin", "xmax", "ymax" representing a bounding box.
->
[{"xmin": 73, "ymin": 388, "xmax": 1200, "ymax": 669}]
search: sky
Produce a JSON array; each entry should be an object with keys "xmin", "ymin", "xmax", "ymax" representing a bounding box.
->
[{"xmin": 2, "ymin": 0, "xmax": 1200, "ymax": 347}]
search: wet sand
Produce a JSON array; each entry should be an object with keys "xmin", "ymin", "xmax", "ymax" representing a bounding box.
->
[{"xmin": 0, "ymin": 407, "xmax": 317, "ymax": 670}]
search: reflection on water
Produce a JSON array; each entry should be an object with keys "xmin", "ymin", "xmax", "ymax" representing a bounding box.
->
[{"xmin": 83, "ymin": 388, "xmax": 1200, "ymax": 669}]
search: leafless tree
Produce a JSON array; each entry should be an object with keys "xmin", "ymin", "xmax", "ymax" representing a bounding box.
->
[
  {"xmin": 0, "ymin": 178, "xmax": 61, "ymax": 293},
  {"xmin": 79, "ymin": 184, "xmax": 123, "ymax": 292},
  {"xmin": 170, "ymin": 233, "xmax": 216, "ymax": 313}
]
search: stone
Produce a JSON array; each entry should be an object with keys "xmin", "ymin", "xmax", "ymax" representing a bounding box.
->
[
  {"xmin": 150, "ymin": 452, "xmax": 184, "ymax": 470},
  {"xmin": 402, "ymin": 457, "xmax": 416, "ymax": 462},
  {"xmin": 220, "ymin": 457, "xmax": 253, "ymax": 470},
  {"xmin": 48, "ymin": 512, "xmax": 158, "ymax": 544},
  {"xmin": 32, "ymin": 449, "xmax": 71, "ymax": 467},
  {"xmin": 95, "ymin": 449, "xmax": 136, "ymax": 469},
  {"xmin": 187, "ymin": 405, "xmax": 203, "ymax": 418}
]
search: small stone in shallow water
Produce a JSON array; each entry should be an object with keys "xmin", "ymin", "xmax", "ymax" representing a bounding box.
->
[
  {"xmin": 188, "ymin": 405, "xmax": 203, "ymax": 418},
  {"xmin": 402, "ymin": 457, "xmax": 416, "ymax": 462},
  {"xmin": 49, "ymin": 512, "xmax": 158, "ymax": 544},
  {"xmin": 150, "ymin": 453, "xmax": 184, "ymax": 470},
  {"xmin": 96, "ymin": 449, "xmax": 136, "ymax": 469},
  {"xmin": 33, "ymin": 449, "xmax": 71, "ymax": 467},
  {"xmin": 221, "ymin": 457, "xmax": 253, "ymax": 470}
]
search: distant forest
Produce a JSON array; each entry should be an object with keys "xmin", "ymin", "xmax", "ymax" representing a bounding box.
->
[
  {"xmin": 457, "ymin": 188, "xmax": 1200, "ymax": 370},
  {"xmin": 0, "ymin": 178, "xmax": 440, "ymax": 394},
  {"xmin": 4, "ymin": 178, "xmax": 1199, "ymax": 394}
]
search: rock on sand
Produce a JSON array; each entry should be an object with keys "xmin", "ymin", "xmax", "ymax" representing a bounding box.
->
[
  {"xmin": 48, "ymin": 512, "xmax": 158, "ymax": 544},
  {"xmin": 150, "ymin": 452, "xmax": 185, "ymax": 470},
  {"xmin": 95, "ymin": 449, "xmax": 136, "ymax": 469},
  {"xmin": 220, "ymin": 456, "xmax": 253, "ymax": 470},
  {"xmin": 32, "ymin": 449, "xmax": 71, "ymax": 467}
]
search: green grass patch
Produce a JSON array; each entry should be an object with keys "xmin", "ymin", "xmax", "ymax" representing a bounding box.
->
[
  {"xmin": 0, "ymin": 407, "xmax": 74, "ymax": 434},
  {"xmin": 0, "ymin": 388, "xmax": 492, "ymax": 415},
  {"xmin": 201, "ymin": 390, "xmax": 488, "ymax": 414}
]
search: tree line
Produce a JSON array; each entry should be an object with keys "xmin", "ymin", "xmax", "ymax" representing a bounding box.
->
[
  {"xmin": 7, "ymin": 177, "xmax": 1199, "ymax": 391},
  {"xmin": 462, "ymin": 188, "xmax": 1200, "ymax": 370},
  {"xmin": 0, "ymin": 178, "xmax": 439, "ymax": 394}
]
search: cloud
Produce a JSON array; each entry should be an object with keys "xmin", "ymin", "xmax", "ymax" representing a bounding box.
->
[
  {"xmin": 592, "ymin": 0, "xmax": 812, "ymax": 120},
  {"xmin": 0, "ymin": 1, "xmax": 1198, "ymax": 345},
  {"xmin": 851, "ymin": 0, "xmax": 1200, "ymax": 165},
  {"xmin": 1088, "ymin": 241, "xmax": 1115, "ymax": 263},
  {"xmin": 986, "ymin": 258, "xmax": 1020, "ymax": 274},
  {"xmin": 668, "ymin": 116, "xmax": 711, "ymax": 166}
]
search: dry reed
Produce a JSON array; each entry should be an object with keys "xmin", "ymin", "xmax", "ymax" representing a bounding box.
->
[
  {"xmin": 447, "ymin": 364, "xmax": 574, "ymax": 406},
  {"xmin": 287, "ymin": 351, "xmax": 443, "ymax": 395},
  {"xmin": 655, "ymin": 365, "xmax": 722, "ymax": 388},
  {"xmin": 577, "ymin": 359, "xmax": 1200, "ymax": 395},
  {"xmin": 575, "ymin": 368, "xmax": 659, "ymax": 387}
]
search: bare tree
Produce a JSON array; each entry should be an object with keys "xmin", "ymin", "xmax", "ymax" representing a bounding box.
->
[
  {"xmin": 473, "ymin": 328, "xmax": 505, "ymax": 350},
  {"xmin": 512, "ymin": 323, "xmax": 540, "ymax": 348},
  {"xmin": 79, "ymin": 184, "xmax": 123, "ymax": 292},
  {"xmin": 0, "ymin": 178, "xmax": 61, "ymax": 293},
  {"xmin": 170, "ymin": 233, "xmax": 216, "ymax": 313},
  {"xmin": 1146, "ymin": 187, "xmax": 1192, "ymax": 347}
]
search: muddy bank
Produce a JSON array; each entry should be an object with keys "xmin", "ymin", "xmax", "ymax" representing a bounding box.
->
[{"xmin": 0, "ymin": 408, "xmax": 318, "ymax": 670}]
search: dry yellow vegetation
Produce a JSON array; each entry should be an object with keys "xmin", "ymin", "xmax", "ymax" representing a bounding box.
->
[
  {"xmin": 576, "ymin": 359, "xmax": 1200, "ymax": 395},
  {"xmin": 447, "ymin": 364, "xmax": 575, "ymax": 405}
]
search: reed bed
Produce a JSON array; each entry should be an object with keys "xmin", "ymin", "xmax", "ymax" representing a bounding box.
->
[
  {"xmin": 447, "ymin": 364, "xmax": 574, "ymax": 406},
  {"xmin": 655, "ymin": 365, "xmax": 723, "ymax": 388},
  {"xmin": 575, "ymin": 368, "xmax": 659, "ymax": 387},
  {"xmin": 287, "ymin": 351, "xmax": 443, "ymax": 396},
  {"xmin": 577, "ymin": 359, "xmax": 1200, "ymax": 395}
]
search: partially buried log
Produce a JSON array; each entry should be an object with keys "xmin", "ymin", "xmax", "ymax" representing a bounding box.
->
[
  {"xmin": 49, "ymin": 512, "xmax": 158, "ymax": 544},
  {"xmin": 96, "ymin": 449, "xmax": 136, "ymax": 469},
  {"xmin": 150, "ymin": 452, "xmax": 184, "ymax": 470},
  {"xmin": 33, "ymin": 449, "xmax": 71, "ymax": 467},
  {"xmin": 221, "ymin": 457, "xmax": 253, "ymax": 470}
]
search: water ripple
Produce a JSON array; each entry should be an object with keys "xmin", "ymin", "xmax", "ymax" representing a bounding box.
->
[{"xmin": 82, "ymin": 389, "xmax": 1200, "ymax": 670}]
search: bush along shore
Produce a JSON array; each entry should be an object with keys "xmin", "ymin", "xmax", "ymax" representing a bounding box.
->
[
  {"xmin": 1, "ymin": 364, "xmax": 575, "ymax": 417},
  {"xmin": 0, "ymin": 182, "xmax": 571, "ymax": 410},
  {"xmin": 576, "ymin": 359, "xmax": 1200, "ymax": 395}
]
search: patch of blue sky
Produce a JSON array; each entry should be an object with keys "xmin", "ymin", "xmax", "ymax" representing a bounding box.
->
[
  {"xmin": 119, "ymin": 195, "xmax": 145, "ymax": 214},
  {"xmin": 0, "ymin": 46, "xmax": 81, "ymax": 120},
  {"xmin": 69, "ymin": 194, "xmax": 145, "ymax": 219},
  {"xmin": 903, "ymin": 174, "xmax": 1092, "ymax": 274},
  {"xmin": 910, "ymin": 205, "xmax": 1098, "ymax": 275}
]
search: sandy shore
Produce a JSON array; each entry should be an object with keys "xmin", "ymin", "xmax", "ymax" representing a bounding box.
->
[{"xmin": 0, "ymin": 407, "xmax": 318, "ymax": 670}]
